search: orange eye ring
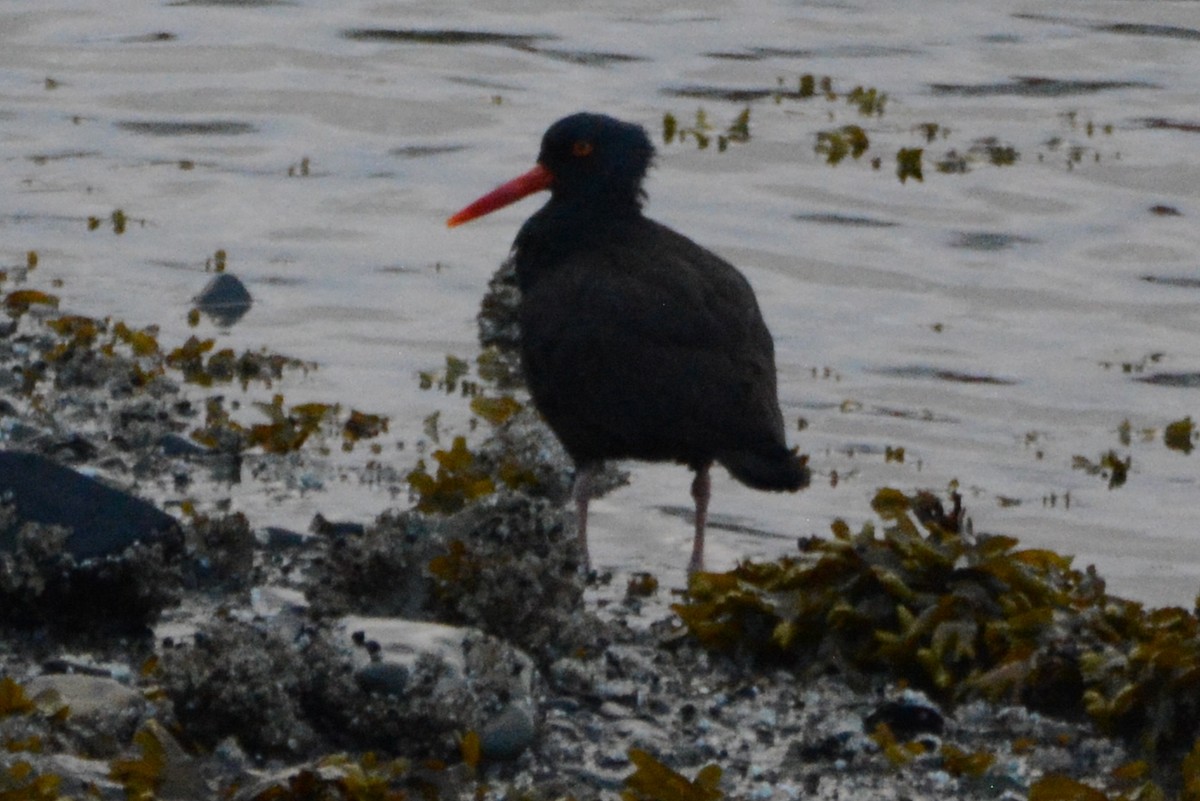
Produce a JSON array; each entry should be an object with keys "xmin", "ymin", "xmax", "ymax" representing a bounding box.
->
[{"xmin": 572, "ymin": 140, "xmax": 594, "ymax": 157}]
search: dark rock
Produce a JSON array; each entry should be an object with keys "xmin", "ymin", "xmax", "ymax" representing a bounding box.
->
[
  {"xmin": 46, "ymin": 433, "xmax": 100, "ymax": 462},
  {"xmin": 0, "ymin": 450, "xmax": 179, "ymax": 559},
  {"xmin": 157, "ymin": 432, "xmax": 211, "ymax": 457},
  {"xmin": 863, "ymin": 697, "xmax": 945, "ymax": 739},
  {"xmin": 193, "ymin": 273, "xmax": 252, "ymax": 326},
  {"xmin": 355, "ymin": 662, "xmax": 410, "ymax": 697},
  {"xmin": 479, "ymin": 703, "xmax": 536, "ymax": 761},
  {"xmin": 309, "ymin": 514, "xmax": 365, "ymax": 537},
  {"xmin": 264, "ymin": 526, "xmax": 306, "ymax": 549},
  {"xmin": 0, "ymin": 519, "xmax": 181, "ymax": 633}
]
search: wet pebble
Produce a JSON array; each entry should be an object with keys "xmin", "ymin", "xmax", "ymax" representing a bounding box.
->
[
  {"xmin": 479, "ymin": 703, "xmax": 536, "ymax": 761},
  {"xmin": 355, "ymin": 662, "xmax": 410, "ymax": 697}
]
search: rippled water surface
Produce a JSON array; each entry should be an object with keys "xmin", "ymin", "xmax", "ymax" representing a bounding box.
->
[{"xmin": 3, "ymin": 0, "xmax": 1199, "ymax": 605}]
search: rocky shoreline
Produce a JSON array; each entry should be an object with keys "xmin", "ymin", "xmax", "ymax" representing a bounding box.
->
[{"xmin": 0, "ymin": 272, "xmax": 1183, "ymax": 801}]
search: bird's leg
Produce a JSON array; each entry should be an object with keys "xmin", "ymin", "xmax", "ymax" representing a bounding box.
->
[
  {"xmin": 572, "ymin": 464, "xmax": 595, "ymax": 572},
  {"xmin": 688, "ymin": 462, "xmax": 712, "ymax": 576}
]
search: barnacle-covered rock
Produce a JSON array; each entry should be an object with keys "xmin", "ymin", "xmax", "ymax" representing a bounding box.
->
[
  {"xmin": 306, "ymin": 489, "xmax": 599, "ymax": 664},
  {"xmin": 0, "ymin": 516, "xmax": 182, "ymax": 636}
]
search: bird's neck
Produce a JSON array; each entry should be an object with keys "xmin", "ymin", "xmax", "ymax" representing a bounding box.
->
[{"xmin": 512, "ymin": 195, "xmax": 644, "ymax": 291}]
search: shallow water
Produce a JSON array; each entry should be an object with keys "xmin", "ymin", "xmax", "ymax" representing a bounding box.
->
[{"xmin": 3, "ymin": 0, "xmax": 1199, "ymax": 607}]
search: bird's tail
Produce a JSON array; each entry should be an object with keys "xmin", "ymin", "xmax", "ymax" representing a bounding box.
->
[{"xmin": 720, "ymin": 445, "xmax": 810, "ymax": 492}]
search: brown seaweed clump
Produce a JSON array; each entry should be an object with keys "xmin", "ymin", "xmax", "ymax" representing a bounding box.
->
[{"xmin": 676, "ymin": 487, "xmax": 1200, "ymax": 779}]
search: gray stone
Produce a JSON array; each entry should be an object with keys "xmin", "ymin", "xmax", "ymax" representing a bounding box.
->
[{"xmin": 479, "ymin": 703, "xmax": 536, "ymax": 761}]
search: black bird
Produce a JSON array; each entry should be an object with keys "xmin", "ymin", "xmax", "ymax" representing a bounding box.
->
[{"xmin": 448, "ymin": 112, "xmax": 809, "ymax": 574}]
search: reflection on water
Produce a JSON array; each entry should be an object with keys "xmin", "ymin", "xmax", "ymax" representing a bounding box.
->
[{"xmin": 2, "ymin": 0, "xmax": 1200, "ymax": 606}]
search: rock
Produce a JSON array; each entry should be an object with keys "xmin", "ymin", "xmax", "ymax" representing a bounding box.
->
[
  {"xmin": 479, "ymin": 703, "xmax": 536, "ymax": 761},
  {"xmin": 336, "ymin": 617, "xmax": 474, "ymax": 678},
  {"xmin": 355, "ymin": 662, "xmax": 410, "ymax": 697},
  {"xmin": 0, "ymin": 450, "xmax": 179, "ymax": 559},
  {"xmin": 0, "ymin": 522, "xmax": 182, "ymax": 634},
  {"xmin": 158, "ymin": 619, "xmax": 324, "ymax": 758},
  {"xmin": 156, "ymin": 433, "xmax": 211, "ymax": 457},
  {"xmin": 863, "ymin": 695, "xmax": 946, "ymax": 740},
  {"xmin": 263, "ymin": 526, "xmax": 306, "ymax": 549},
  {"xmin": 306, "ymin": 490, "xmax": 600, "ymax": 665},
  {"xmin": 335, "ymin": 617, "xmax": 540, "ymax": 755},
  {"xmin": 25, "ymin": 673, "xmax": 143, "ymax": 720},
  {"xmin": 193, "ymin": 273, "xmax": 252, "ymax": 326},
  {"xmin": 25, "ymin": 673, "xmax": 147, "ymax": 757},
  {"xmin": 21, "ymin": 753, "xmax": 120, "ymax": 799}
]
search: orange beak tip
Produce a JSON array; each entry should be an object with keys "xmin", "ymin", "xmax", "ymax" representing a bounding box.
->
[{"xmin": 445, "ymin": 164, "xmax": 553, "ymax": 230}]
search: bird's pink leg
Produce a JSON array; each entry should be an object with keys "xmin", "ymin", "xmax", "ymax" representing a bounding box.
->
[
  {"xmin": 688, "ymin": 463, "xmax": 711, "ymax": 575},
  {"xmin": 573, "ymin": 465, "xmax": 595, "ymax": 571}
]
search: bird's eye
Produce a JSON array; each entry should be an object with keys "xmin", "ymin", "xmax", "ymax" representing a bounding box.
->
[{"xmin": 572, "ymin": 140, "xmax": 594, "ymax": 157}]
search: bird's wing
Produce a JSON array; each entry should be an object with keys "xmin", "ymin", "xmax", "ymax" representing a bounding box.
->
[{"xmin": 519, "ymin": 220, "xmax": 785, "ymax": 461}]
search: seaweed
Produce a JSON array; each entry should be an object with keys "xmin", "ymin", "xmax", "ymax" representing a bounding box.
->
[
  {"xmin": 109, "ymin": 724, "xmax": 167, "ymax": 800},
  {"xmin": 1163, "ymin": 417, "xmax": 1195, "ymax": 455},
  {"xmin": 675, "ymin": 487, "xmax": 1200, "ymax": 773},
  {"xmin": 407, "ymin": 436, "xmax": 496, "ymax": 514},
  {"xmin": 1071, "ymin": 450, "xmax": 1131, "ymax": 489},
  {"xmin": 661, "ymin": 108, "xmax": 750, "ymax": 152},
  {"xmin": 815, "ymin": 125, "xmax": 869, "ymax": 165},
  {"xmin": 4, "ymin": 289, "xmax": 59, "ymax": 318},
  {"xmin": 896, "ymin": 147, "xmax": 924, "ymax": 183},
  {"xmin": 622, "ymin": 748, "xmax": 723, "ymax": 801},
  {"xmin": 0, "ymin": 761, "xmax": 63, "ymax": 801},
  {"xmin": 0, "ymin": 677, "xmax": 35, "ymax": 717},
  {"xmin": 86, "ymin": 208, "xmax": 137, "ymax": 234},
  {"xmin": 241, "ymin": 754, "xmax": 411, "ymax": 801},
  {"xmin": 847, "ymin": 85, "xmax": 887, "ymax": 116}
]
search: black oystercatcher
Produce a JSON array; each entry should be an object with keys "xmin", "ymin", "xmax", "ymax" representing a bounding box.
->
[{"xmin": 448, "ymin": 112, "xmax": 809, "ymax": 573}]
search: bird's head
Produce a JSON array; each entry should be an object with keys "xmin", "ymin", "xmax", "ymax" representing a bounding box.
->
[
  {"xmin": 447, "ymin": 112, "xmax": 655, "ymax": 228},
  {"xmin": 536, "ymin": 113, "xmax": 654, "ymax": 206}
]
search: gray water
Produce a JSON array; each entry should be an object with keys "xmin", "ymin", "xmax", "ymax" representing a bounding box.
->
[{"xmin": 3, "ymin": 0, "xmax": 1199, "ymax": 606}]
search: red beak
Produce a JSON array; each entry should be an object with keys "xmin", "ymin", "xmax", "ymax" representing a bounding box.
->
[{"xmin": 446, "ymin": 164, "xmax": 554, "ymax": 228}]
